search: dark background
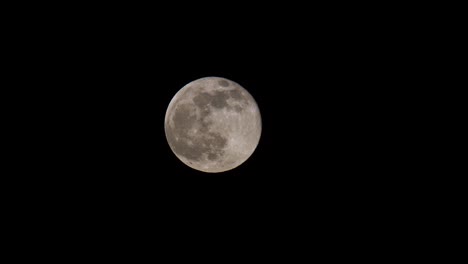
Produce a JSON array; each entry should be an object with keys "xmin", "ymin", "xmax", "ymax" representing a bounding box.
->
[{"xmin": 9, "ymin": 3, "xmax": 410, "ymax": 254}]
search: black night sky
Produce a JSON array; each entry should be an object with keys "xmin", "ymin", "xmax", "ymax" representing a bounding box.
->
[
  {"xmin": 40, "ymin": 27, "xmax": 388, "ymax": 214},
  {"xmin": 14, "ymin": 4, "xmax": 404, "ymax": 253}
]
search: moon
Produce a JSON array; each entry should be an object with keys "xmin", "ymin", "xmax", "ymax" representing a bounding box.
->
[{"xmin": 164, "ymin": 77, "xmax": 262, "ymax": 173}]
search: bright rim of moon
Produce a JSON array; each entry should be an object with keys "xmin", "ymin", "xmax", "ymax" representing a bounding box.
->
[{"xmin": 164, "ymin": 77, "xmax": 262, "ymax": 173}]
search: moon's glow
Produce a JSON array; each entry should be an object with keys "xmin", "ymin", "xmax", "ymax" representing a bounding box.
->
[{"xmin": 165, "ymin": 77, "xmax": 261, "ymax": 173}]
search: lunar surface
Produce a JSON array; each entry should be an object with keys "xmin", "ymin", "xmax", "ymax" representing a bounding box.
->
[{"xmin": 165, "ymin": 77, "xmax": 262, "ymax": 173}]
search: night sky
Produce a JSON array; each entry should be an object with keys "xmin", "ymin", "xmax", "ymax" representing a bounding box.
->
[
  {"xmin": 28, "ymin": 12, "xmax": 390, "ymax": 207},
  {"xmin": 15, "ymin": 4, "xmax": 402, "ymax": 253}
]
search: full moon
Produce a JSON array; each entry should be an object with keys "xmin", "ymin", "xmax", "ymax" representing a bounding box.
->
[{"xmin": 165, "ymin": 77, "xmax": 262, "ymax": 173}]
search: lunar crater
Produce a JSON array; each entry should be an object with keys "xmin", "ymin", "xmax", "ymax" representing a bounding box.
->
[
  {"xmin": 229, "ymin": 89, "xmax": 244, "ymax": 101},
  {"xmin": 218, "ymin": 80, "xmax": 230, "ymax": 87},
  {"xmin": 233, "ymin": 105, "xmax": 243, "ymax": 112}
]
